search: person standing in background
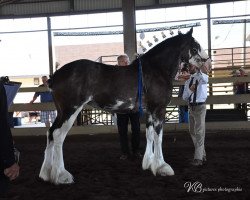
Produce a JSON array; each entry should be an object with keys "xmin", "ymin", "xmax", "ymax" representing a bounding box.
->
[
  {"xmin": 116, "ymin": 54, "xmax": 141, "ymax": 160},
  {"xmin": 234, "ymin": 68, "xmax": 248, "ymax": 110}
]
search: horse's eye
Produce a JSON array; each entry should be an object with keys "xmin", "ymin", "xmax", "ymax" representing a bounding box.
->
[{"xmin": 192, "ymin": 48, "xmax": 197, "ymax": 53}]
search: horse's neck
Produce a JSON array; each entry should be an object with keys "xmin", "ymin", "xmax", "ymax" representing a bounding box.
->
[{"xmin": 142, "ymin": 47, "xmax": 180, "ymax": 78}]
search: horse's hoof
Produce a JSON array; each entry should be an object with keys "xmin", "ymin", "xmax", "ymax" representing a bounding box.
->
[
  {"xmin": 142, "ymin": 155, "xmax": 153, "ymax": 170},
  {"xmin": 51, "ymin": 169, "xmax": 74, "ymax": 185},
  {"xmin": 157, "ymin": 163, "xmax": 175, "ymax": 176},
  {"xmin": 39, "ymin": 166, "xmax": 51, "ymax": 182},
  {"xmin": 58, "ymin": 170, "xmax": 74, "ymax": 184}
]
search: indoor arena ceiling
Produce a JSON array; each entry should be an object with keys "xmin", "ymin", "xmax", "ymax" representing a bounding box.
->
[
  {"xmin": 0, "ymin": 0, "xmax": 242, "ymax": 19},
  {"xmin": 0, "ymin": 0, "xmax": 20, "ymax": 6}
]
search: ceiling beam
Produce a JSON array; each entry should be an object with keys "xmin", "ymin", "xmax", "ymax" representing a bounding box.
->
[
  {"xmin": 0, "ymin": 0, "xmax": 245, "ymax": 19},
  {"xmin": 0, "ymin": 0, "xmax": 20, "ymax": 6}
]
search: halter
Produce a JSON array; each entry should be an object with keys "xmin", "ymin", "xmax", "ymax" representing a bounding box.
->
[
  {"xmin": 189, "ymin": 48, "xmax": 210, "ymax": 65},
  {"xmin": 188, "ymin": 48, "xmax": 210, "ymax": 73}
]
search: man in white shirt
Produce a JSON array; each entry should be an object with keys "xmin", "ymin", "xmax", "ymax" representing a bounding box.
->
[{"xmin": 182, "ymin": 64, "xmax": 209, "ymax": 166}]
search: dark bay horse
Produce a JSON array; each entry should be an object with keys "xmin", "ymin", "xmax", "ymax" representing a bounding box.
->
[{"xmin": 39, "ymin": 28, "xmax": 211, "ymax": 184}]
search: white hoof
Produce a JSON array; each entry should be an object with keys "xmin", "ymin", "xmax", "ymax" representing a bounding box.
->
[
  {"xmin": 157, "ymin": 163, "xmax": 175, "ymax": 176},
  {"xmin": 151, "ymin": 160, "xmax": 175, "ymax": 176},
  {"xmin": 58, "ymin": 170, "xmax": 74, "ymax": 184},
  {"xmin": 142, "ymin": 154, "xmax": 153, "ymax": 170},
  {"xmin": 39, "ymin": 164, "xmax": 51, "ymax": 182},
  {"xmin": 51, "ymin": 169, "xmax": 74, "ymax": 185}
]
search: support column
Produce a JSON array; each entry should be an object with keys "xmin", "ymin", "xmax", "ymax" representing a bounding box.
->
[
  {"xmin": 122, "ymin": 0, "xmax": 137, "ymax": 62},
  {"xmin": 47, "ymin": 17, "xmax": 53, "ymax": 75},
  {"xmin": 69, "ymin": 0, "xmax": 74, "ymax": 11},
  {"xmin": 207, "ymin": 3, "xmax": 213, "ymax": 110},
  {"xmin": 207, "ymin": 4, "xmax": 211, "ymax": 59},
  {"xmin": 243, "ymin": 19, "xmax": 246, "ymax": 67}
]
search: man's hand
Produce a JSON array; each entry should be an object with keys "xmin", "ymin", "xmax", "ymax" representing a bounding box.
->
[
  {"xmin": 200, "ymin": 65, "xmax": 208, "ymax": 74},
  {"xmin": 4, "ymin": 163, "xmax": 20, "ymax": 181},
  {"xmin": 200, "ymin": 59, "xmax": 212, "ymax": 74},
  {"xmin": 189, "ymin": 84, "xmax": 196, "ymax": 92},
  {"xmin": 178, "ymin": 74, "xmax": 190, "ymax": 81}
]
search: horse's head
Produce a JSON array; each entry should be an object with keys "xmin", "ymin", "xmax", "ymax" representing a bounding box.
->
[{"xmin": 181, "ymin": 28, "xmax": 211, "ymax": 74}]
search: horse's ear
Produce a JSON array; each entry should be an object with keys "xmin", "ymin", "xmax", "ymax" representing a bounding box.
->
[{"xmin": 186, "ymin": 27, "xmax": 193, "ymax": 36}]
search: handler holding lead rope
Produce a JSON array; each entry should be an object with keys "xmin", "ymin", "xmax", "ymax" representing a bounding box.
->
[{"xmin": 182, "ymin": 62, "xmax": 210, "ymax": 166}]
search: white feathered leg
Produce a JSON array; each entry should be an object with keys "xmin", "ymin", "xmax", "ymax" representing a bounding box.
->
[
  {"xmin": 39, "ymin": 131, "xmax": 54, "ymax": 181},
  {"xmin": 142, "ymin": 125, "xmax": 154, "ymax": 170},
  {"xmin": 151, "ymin": 122, "xmax": 174, "ymax": 176},
  {"xmin": 50, "ymin": 128, "xmax": 72, "ymax": 184},
  {"xmin": 50, "ymin": 106, "xmax": 83, "ymax": 184}
]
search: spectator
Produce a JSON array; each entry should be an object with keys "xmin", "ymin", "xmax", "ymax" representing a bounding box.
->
[
  {"xmin": 30, "ymin": 76, "xmax": 56, "ymax": 127},
  {"xmin": 233, "ymin": 68, "xmax": 248, "ymax": 109},
  {"xmin": 28, "ymin": 111, "xmax": 39, "ymax": 123}
]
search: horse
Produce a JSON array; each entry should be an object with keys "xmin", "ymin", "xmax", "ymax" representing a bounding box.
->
[{"xmin": 39, "ymin": 28, "xmax": 211, "ymax": 185}]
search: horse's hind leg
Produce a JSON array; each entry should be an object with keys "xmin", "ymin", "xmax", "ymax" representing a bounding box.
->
[
  {"xmin": 39, "ymin": 118, "xmax": 58, "ymax": 181},
  {"xmin": 142, "ymin": 114, "xmax": 154, "ymax": 170},
  {"xmin": 151, "ymin": 119, "xmax": 174, "ymax": 176},
  {"xmin": 50, "ymin": 105, "xmax": 84, "ymax": 184}
]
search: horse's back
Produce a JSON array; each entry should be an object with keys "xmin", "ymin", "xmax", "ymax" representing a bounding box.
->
[
  {"xmin": 50, "ymin": 59, "xmax": 135, "ymax": 88},
  {"xmin": 53, "ymin": 59, "xmax": 99, "ymax": 77},
  {"xmin": 50, "ymin": 59, "xmax": 107, "ymax": 88},
  {"xmin": 49, "ymin": 59, "xmax": 138, "ymax": 105}
]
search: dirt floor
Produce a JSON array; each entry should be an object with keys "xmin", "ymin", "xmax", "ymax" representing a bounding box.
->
[{"xmin": 4, "ymin": 130, "xmax": 250, "ymax": 200}]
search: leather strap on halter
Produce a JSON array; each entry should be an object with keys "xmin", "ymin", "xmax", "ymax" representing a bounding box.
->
[{"xmin": 189, "ymin": 50, "xmax": 210, "ymax": 64}]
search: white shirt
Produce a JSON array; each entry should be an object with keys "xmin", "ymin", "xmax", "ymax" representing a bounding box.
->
[{"xmin": 182, "ymin": 72, "xmax": 208, "ymax": 103}]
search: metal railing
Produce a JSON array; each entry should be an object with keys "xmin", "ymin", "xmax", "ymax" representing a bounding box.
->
[{"xmin": 211, "ymin": 46, "xmax": 250, "ymax": 77}]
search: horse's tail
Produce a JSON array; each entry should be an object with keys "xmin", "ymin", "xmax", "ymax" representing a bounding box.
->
[
  {"xmin": 48, "ymin": 128, "xmax": 54, "ymax": 141},
  {"xmin": 47, "ymin": 75, "xmax": 54, "ymax": 89},
  {"xmin": 47, "ymin": 74, "xmax": 54, "ymax": 142}
]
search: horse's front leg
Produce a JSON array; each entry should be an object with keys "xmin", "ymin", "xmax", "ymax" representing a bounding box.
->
[
  {"xmin": 151, "ymin": 120, "xmax": 174, "ymax": 176},
  {"xmin": 142, "ymin": 114, "xmax": 154, "ymax": 170}
]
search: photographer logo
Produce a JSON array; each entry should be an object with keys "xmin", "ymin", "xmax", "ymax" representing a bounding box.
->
[
  {"xmin": 184, "ymin": 181, "xmax": 243, "ymax": 193},
  {"xmin": 184, "ymin": 181, "xmax": 203, "ymax": 193}
]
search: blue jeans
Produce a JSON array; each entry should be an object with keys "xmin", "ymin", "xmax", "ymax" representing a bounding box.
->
[{"xmin": 179, "ymin": 106, "xmax": 189, "ymax": 123}]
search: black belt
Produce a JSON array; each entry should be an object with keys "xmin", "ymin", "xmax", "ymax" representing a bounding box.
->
[{"xmin": 189, "ymin": 102, "xmax": 205, "ymax": 106}]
